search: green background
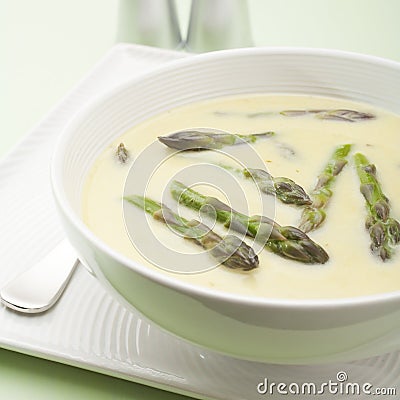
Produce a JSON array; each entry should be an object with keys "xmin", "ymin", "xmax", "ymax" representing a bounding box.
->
[{"xmin": 1, "ymin": 0, "xmax": 400, "ymax": 398}]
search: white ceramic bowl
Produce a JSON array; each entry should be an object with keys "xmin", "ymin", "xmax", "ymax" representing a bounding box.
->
[{"xmin": 51, "ymin": 47, "xmax": 400, "ymax": 364}]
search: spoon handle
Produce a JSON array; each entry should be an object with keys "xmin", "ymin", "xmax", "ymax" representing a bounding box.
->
[{"xmin": 0, "ymin": 240, "xmax": 78, "ymax": 314}]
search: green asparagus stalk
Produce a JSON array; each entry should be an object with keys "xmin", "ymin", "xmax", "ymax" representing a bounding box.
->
[
  {"xmin": 299, "ymin": 144, "xmax": 352, "ymax": 232},
  {"xmin": 280, "ymin": 109, "xmax": 375, "ymax": 122},
  {"xmin": 221, "ymin": 165, "xmax": 311, "ymax": 206},
  {"xmin": 158, "ymin": 129, "xmax": 274, "ymax": 151},
  {"xmin": 170, "ymin": 181, "xmax": 329, "ymax": 264},
  {"xmin": 354, "ymin": 153, "xmax": 400, "ymax": 261},
  {"xmin": 125, "ymin": 195, "xmax": 259, "ymax": 271}
]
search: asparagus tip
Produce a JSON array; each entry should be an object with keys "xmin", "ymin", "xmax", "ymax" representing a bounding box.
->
[{"xmin": 116, "ymin": 143, "xmax": 129, "ymax": 164}]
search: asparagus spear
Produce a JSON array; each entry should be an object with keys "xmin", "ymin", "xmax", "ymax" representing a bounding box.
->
[
  {"xmin": 354, "ymin": 153, "xmax": 400, "ymax": 261},
  {"xmin": 158, "ymin": 129, "xmax": 274, "ymax": 151},
  {"xmin": 212, "ymin": 109, "xmax": 375, "ymax": 122},
  {"xmin": 125, "ymin": 195, "xmax": 259, "ymax": 271},
  {"xmin": 245, "ymin": 168, "xmax": 312, "ymax": 206},
  {"xmin": 299, "ymin": 144, "xmax": 352, "ymax": 232},
  {"xmin": 280, "ymin": 109, "xmax": 375, "ymax": 122},
  {"xmin": 116, "ymin": 143, "xmax": 129, "ymax": 164},
  {"xmin": 170, "ymin": 181, "xmax": 329, "ymax": 264},
  {"xmin": 220, "ymin": 165, "xmax": 311, "ymax": 206}
]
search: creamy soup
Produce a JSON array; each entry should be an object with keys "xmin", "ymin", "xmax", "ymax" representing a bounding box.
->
[{"xmin": 82, "ymin": 94, "xmax": 400, "ymax": 299}]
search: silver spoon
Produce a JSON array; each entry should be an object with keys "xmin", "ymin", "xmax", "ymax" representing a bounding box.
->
[{"xmin": 0, "ymin": 240, "xmax": 78, "ymax": 313}]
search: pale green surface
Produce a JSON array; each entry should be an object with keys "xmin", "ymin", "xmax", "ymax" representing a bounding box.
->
[
  {"xmin": 0, "ymin": 348, "xmax": 190, "ymax": 399},
  {"xmin": 1, "ymin": 0, "xmax": 118, "ymax": 156},
  {"xmin": 249, "ymin": 0, "xmax": 400, "ymax": 57},
  {"xmin": 1, "ymin": 0, "xmax": 400, "ymax": 399}
]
